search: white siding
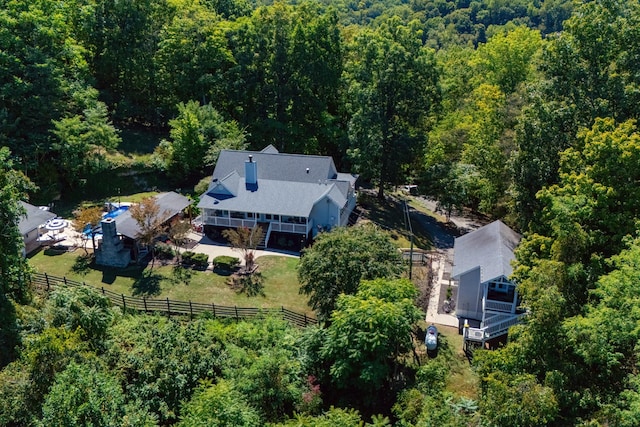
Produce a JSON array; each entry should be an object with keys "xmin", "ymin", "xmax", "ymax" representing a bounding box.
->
[{"xmin": 456, "ymin": 267, "xmax": 483, "ymax": 321}]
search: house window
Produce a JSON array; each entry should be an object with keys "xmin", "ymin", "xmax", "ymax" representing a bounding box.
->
[
  {"xmin": 265, "ymin": 214, "xmax": 272, "ymax": 220},
  {"xmin": 231, "ymin": 211, "xmax": 244, "ymax": 219},
  {"xmin": 247, "ymin": 212, "xmax": 254, "ymax": 218}
]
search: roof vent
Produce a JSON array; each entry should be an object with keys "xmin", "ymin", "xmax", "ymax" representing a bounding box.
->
[{"xmin": 306, "ymin": 168, "xmax": 309, "ymax": 174}]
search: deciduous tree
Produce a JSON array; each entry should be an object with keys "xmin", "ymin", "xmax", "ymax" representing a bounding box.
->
[
  {"xmin": 345, "ymin": 18, "xmax": 440, "ymax": 198},
  {"xmin": 321, "ymin": 278, "xmax": 422, "ymax": 410},
  {"xmin": 222, "ymin": 226, "xmax": 264, "ymax": 271},
  {"xmin": 129, "ymin": 196, "xmax": 168, "ymax": 267},
  {"xmin": 51, "ymin": 96, "xmax": 121, "ymax": 188},
  {"xmin": 298, "ymin": 225, "xmax": 404, "ymax": 321},
  {"xmin": 72, "ymin": 205, "xmax": 103, "ymax": 254},
  {"xmin": 178, "ymin": 380, "xmax": 261, "ymax": 427},
  {"xmin": 155, "ymin": 101, "xmax": 246, "ymax": 181}
]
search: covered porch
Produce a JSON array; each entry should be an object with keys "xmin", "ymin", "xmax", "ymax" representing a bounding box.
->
[{"xmin": 203, "ymin": 209, "xmax": 314, "ymax": 236}]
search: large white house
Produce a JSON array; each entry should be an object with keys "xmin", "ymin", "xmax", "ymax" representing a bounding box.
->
[
  {"xmin": 453, "ymin": 220, "xmax": 525, "ymax": 348},
  {"xmin": 197, "ymin": 145, "xmax": 357, "ymax": 249}
]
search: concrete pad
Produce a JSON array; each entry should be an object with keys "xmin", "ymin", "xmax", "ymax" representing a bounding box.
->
[
  {"xmin": 425, "ymin": 249, "xmax": 459, "ymax": 328},
  {"xmin": 185, "ymin": 232, "xmax": 299, "ymax": 265}
]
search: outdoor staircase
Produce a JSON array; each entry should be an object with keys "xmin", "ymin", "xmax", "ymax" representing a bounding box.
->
[
  {"xmin": 347, "ymin": 207, "xmax": 363, "ymax": 226},
  {"xmin": 255, "ymin": 222, "xmax": 269, "ymax": 249}
]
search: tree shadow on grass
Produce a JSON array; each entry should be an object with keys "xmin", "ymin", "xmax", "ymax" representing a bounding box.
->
[
  {"xmin": 227, "ymin": 272, "xmax": 265, "ymax": 297},
  {"xmin": 132, "ymin": 271, "xmax": 163, "ymax": 296},
  {"xmin": 132, "ymin": 270, "xmax": 163, "ymax": 297},
  {"xmin": 71, "ymin": 254, "xmax": 93, "ymax": 276},
  {"xmin": 171, "ymin": 265, "xmax": 193, "ymax": 286}
]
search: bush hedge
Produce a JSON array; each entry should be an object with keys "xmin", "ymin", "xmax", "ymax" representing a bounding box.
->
[
  {"xmin": 213, "ymin": 255, "xmax": 240, "ymax": 271},
  {"xmin": 181, "ymin": 251, "xmax": 209, "ymax": 270},
  {"xmin": 155, "ymin": 243, "xmax": 175, "ymax": 260}
]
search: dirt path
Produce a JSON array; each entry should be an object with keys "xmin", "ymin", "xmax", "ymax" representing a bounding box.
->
[{"xmin": 413, "ymin": 197, "xmax": 489, "ymax": 238}]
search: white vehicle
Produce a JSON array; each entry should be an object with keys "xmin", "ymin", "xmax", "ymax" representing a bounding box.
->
[{"xmin": 425, "ymin": 325, "xmax": 438, "ymax": 351}]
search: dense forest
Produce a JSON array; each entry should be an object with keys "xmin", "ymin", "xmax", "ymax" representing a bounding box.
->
[{"xmin": 3, "ymin": 0, "xmax": 640, "ymax": 425}]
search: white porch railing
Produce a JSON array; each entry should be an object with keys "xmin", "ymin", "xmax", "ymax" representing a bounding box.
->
[
  {"xmin": 204, "ymin": 213, "xmax": 312, "ymax": 235},
  {"xmin": 465, "ymin": 313, "xmax": 525, "ymax": 344},
  {"xmin": 270, "ymin": 220, "xmax": 312, "ymax": 235},
  {"xmin": 485, "ymin": 299, "xmax": 515, "ymax": 312},
  {"xmin": 205, "ymin": 216, "xmax": 257, "ymax": 228}
]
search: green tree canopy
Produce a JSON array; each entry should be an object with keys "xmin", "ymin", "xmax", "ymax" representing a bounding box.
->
[
  {"xmin": 40, "ymin": 361, "xmax": 156, "ymax": 427},
  {"xmin": 178, "ymin": 380, "xmax": 261, "ymax": 427},
  {"xmin": 345, "ymin": 17, "xmax": 440, "ymax": 198},
  {"xmin": 298, "ymin": 225, "xmax": 404, "ymax": 320},
  {"xmin": 155, "ymin": 100, "xmax": 246, "ymax": 181},
  {"xmin": 51, "ymin": 93, "xmax": 121, "ymax": 188},
  {"xmin": 320, "ymin": 278, "xmax": 422, "ymax": 410}
]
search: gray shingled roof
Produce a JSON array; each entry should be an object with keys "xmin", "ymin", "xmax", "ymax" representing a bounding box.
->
[
  {"xmin": 213, "ymin": 148, "xmax": 338, "ymax": 184},
  {"xmin": 199, "ymin": 177, "xmax": 342, "ymax": 217},
  {"xmin": 114, "ymin": 192, "xmax": 191, "ymax": 239},
  {"xmin": 199, "ymin": 147, "xmax": 356, "ymax": 217},
  {"xmin": 18, "ymin": 202, "xmax": 56, "ymax": 234},
  {"xmin": 452, "ymin": 220, "xmax": 521, "ymax": 282}
]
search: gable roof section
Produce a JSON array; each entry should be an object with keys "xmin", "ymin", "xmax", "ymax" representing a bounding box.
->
[
  {"xmin": 260, "ymin": 144, "xmax": 279, "ymax": 154},
  {"xmin": 199, "ymin": 178, "xmax": 343, "ymax": 218},
  {"xmin": 213, "ymin": 149, "xmax": 338, "ymax": 184},
  {"xmin": 115, "ymin": 192, "xmax": 191, "ymax": 239},
  {"xmin": 18, "ymin": 202, "xmax": 57, "ymax": 234},
  {"xmin": 209, "ymin": 171, "xmax": 240, "ymax": 198},
  {"xmin": 452, "ymin": 220, "xmax": 521, "ymax": 282}
]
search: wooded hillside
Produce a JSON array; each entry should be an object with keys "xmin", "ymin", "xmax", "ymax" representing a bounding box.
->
[{"xmin": 3, "ymin": 0, "xmax": 640, "ymax": 425}]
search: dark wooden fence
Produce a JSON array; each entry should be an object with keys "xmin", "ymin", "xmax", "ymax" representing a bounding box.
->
[{"xmin": 31, "ymin": 272, "xmax": 317, "ymax": 327}]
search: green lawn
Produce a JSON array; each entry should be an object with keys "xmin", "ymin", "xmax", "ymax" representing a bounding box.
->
[{"xmin": 28, "ymin": 250, "xmax": 313, "ymax": 316}]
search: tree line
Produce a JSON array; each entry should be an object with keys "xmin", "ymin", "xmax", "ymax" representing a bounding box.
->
[
  {"xmin": 1, "ymin": 0, "xmax": 575, "ymax": 206},
  {"xmin": 5, "ymin": 0, "xmax": 640, "ymax": 424}
]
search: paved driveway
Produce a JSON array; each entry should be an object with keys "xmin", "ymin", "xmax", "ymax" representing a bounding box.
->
[{"xmin": 186, "ymin": 232, "xmax": 299, "ymax": 265}]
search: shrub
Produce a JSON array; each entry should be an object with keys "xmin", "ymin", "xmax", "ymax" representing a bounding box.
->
[
  {"xmin": 213, "ymin": 256, "xmax": 240, "ymax": 272},
  {"xmin": 182, "ymin": 251, "xmax": 196, "ymax": 264},
  {"xmin": 182, "ymin": 251, "xmax": 209, "ymax": 269},
  {"xmin": 155, "ymin": 243, "xmax": 175, "ymax": 260},
  {"xmin": 192, "ymin": 253, "xmax": 209, "ymax": 269}
]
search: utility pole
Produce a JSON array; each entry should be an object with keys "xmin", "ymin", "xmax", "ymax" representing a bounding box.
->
[{"xmin": 404, "ymin": 199, "xmax": 414, "ymax": 280}]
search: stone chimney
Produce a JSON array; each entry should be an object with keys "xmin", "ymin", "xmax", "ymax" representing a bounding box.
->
[{"xmin": 95, "ymin": 217, "xmax": 131, "ymax": 268}]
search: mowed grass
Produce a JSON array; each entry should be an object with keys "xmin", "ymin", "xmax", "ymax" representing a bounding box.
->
[{"xmin": 28, "ymin": 250, "xmax": 313, "ymax": 316}]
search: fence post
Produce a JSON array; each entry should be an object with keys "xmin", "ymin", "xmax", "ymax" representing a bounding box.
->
[
  {"xmin": 212, "ymin": 303, "xmax": 216, "ymax": 318},
  {"xmin": 121, "ymin": 294, "xmax": 126, "ymax": 312},
  {"xmin": 64, "ymin": 276, "xmax": 67, "ymax": 285},
  {"xmin": 101, "ymin": 287, "xmax": 105, "ymax": 295},
  {"xmin": 45, "ymin": 273, "xmax": 50, "ymax": 292},
  {"xmin": 166, "ymin": 298, "xmax": 171, "ymax": 318},
  {"xmin": 304, "ymin": 313, "xmax": 307, "ymax": 327},
  {"xmin": 143, "ymin": 297, "xmax": 147, "ymax": 312},
  {"xmin": 189, "ymin": 301, "xmax": 193, "ymax": 319},
  {"xmin": 235, "ymin": 306, "xmax": 239, "ymax": 322}
]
